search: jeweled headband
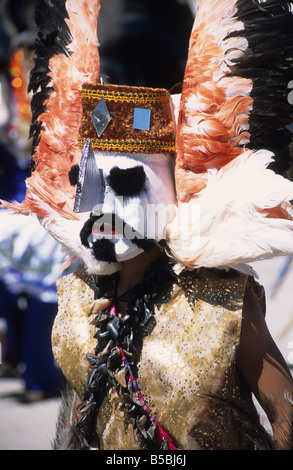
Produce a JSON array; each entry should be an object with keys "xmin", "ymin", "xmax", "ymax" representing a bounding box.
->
[{"xmin": 78, "ymin": 84, "xmax": 175, "ymax": 154}]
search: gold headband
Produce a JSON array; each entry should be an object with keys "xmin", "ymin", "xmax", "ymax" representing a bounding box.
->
[{"xmin": 78, "ymin": 84, "xmax": 175, "ymax": 154}]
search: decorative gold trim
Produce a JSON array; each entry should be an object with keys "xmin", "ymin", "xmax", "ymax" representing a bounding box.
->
[
  {"xmin": 78, "ymin": 138, "xmax": 175, "ymax": 153},
  {"xmin": 79, "ymin": 84, "xmax": 175, "ymax": 154},
  {"xmin": 81, "ymin": 88, "xmax": 170, "ymax": 105}
]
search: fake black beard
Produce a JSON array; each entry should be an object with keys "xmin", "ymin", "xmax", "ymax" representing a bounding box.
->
[{"xmin": 80, "ymin": 213, "xmax": 156, "ymax": 262}]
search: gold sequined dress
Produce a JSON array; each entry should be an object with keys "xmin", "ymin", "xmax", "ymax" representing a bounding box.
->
[{"xmin": 52, "ymin": 265, "xmax": 272, "ymax": 450}]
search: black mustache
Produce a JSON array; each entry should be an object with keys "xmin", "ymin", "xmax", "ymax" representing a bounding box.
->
[{"xmin": 80, "ymin": 213, "xmax": 156, "ymax": 254}]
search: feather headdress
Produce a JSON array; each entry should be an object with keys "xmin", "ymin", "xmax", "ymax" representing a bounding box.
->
[
  {"xmin": 2, "ymin": 0, "xmax": 293, "ymax": 276},
  {"xmin": 3, "ymin": 0, "xmax": 100, "ymax": 219},
  {"xmin": 167, "ymin": 0, "xmax": 293, "ymax": 273},
  {"xmin": 1, "ymin": 0, "xmax": 109, "ymax": 274}
]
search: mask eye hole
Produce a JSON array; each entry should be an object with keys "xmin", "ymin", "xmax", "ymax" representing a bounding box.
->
[{"xmin": 106, "ymin": 165, "xmax": 146, "ymax": 197}]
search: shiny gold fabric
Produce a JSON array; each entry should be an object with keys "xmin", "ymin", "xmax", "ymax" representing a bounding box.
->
[
  {"xmin": 52, "ymin": 270, "xmax": 97, "ymax": 398},
  {"xmin": 52, "ymin": 267, "xmax": 266, "ymax": 450}
]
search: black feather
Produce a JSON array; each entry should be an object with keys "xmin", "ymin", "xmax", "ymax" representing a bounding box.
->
[
  {"xmin": 28, "ymin": 0, "xmax": 73, "ymax": 158},
  {"xmin": 229, "ymin": 0, "xmax": 293, "ymax": 175}
]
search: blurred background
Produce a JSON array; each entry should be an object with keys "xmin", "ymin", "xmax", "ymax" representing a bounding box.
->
[{"xmin": 0, "ymin": 0, "xmax": 292, "ymax": 450}]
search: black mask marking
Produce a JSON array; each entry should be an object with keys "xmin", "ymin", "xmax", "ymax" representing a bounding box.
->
[
  {"xmin": 80, "ymin": 214, "xmax": 98, "ymax": 248},
  {"xmin": 68, "ymin": 164, "xmax": 80, "ymax": 186},
  {"xmin": 106, "ymin": 166, "xmax": 146, "ymax": 197},
  {"xmin": 92, "ymin": 238, "xmax": 117, "ymax": 263},
  {"xmin": 80, "ymin": 212, "xmax": 156, "ymax": 263}
]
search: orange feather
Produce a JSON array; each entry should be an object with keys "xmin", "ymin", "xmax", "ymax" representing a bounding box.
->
[{"xmin": 175, "ymin": 0, "xmax": 252, "ymax": 202}]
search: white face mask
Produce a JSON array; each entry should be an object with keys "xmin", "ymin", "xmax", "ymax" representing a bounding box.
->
[{"xmin": 78, "ymin": 151, "xmax": 176, "ymax": 264}]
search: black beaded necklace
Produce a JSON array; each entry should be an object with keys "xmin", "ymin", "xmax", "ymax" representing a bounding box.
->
[{"xmin": 75, "ymin": 255, "xmax": 179, "ymax": 449}]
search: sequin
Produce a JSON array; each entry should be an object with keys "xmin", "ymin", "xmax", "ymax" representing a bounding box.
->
[
  {"xmin": 52, "ymin": 270, "xmax": 97, "ymax": 398},
  {"xmin": 133, "ymin": 108, "xmax": 151, "ymax": 131},
  {"xmin": 91, "ymin": 97, "xmax": 112, "ymax": 137}
]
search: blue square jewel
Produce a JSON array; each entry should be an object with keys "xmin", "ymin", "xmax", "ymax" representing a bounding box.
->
[{"xmin": 133, "ymin": 108, "xmax": 151, "ymax": 131}]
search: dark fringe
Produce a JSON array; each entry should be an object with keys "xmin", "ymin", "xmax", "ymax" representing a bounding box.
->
[
  {"xmin": 199, "ymin": 393, "xmax": 275, "ymax": 450},
  {"xmin": 230, "ymin": 0, "xmax": 293, "ymax": 176},
  {"xmin": 52, "ymin": 382, "xmax": 85, "ymax": 450}
]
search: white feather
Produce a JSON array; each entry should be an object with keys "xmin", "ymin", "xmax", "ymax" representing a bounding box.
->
[{"xmin": 167, "ymin": 150, "xmax": 293, "ymax": 271}]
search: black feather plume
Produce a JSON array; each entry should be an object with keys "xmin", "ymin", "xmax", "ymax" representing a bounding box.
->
[
  {"xmin": 28, "ymin": 0, "xmax": 72, "ymax": 158},
  {"xmin": 230, "ymin": 0, "xmax": 293, "ymax": 175}
]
